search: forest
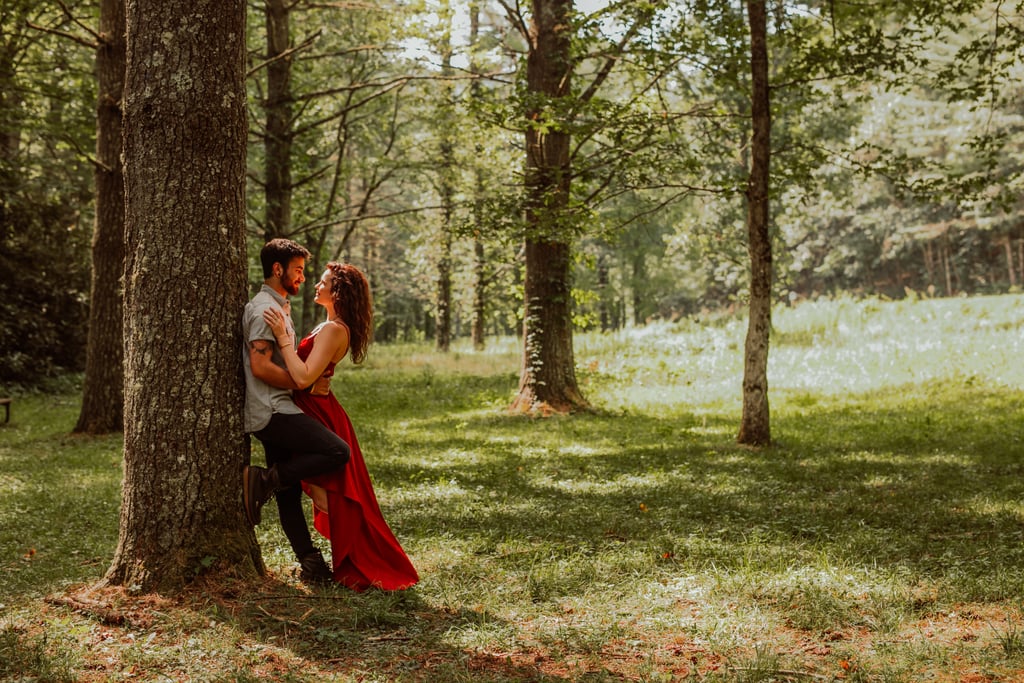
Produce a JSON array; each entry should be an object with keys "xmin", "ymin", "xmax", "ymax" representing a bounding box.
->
[
  {"xmin": 2, "ymin": 0, "xmax": 1021, "ymax": 387},
  {"xmin": 2, "ymin": 2, "xmax": 1024, "ymax": 679}
]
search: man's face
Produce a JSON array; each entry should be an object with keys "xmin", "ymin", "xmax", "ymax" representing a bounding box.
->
[{"xmin": 280, "ymin": 257, "xmax": 306, "ymax": 296}]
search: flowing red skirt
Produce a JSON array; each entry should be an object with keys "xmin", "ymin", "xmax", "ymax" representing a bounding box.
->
[{"xmin": 293, "ymin": 388, "xmax": 418, "ymax": 591}]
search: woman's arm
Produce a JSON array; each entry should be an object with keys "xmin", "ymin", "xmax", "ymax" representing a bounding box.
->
[
  {"xmin": 249, "ymin": 339, "xmax": 301, "ymax": 389},
  {"xmin": 263, "ymin": 308, "xmax": 349, "ymax": 389}
]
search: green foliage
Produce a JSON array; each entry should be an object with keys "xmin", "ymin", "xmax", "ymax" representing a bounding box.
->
[
  {"xmin": 0, "ymin": 0, "xmax": 95, "ymax": 384},
  {"xmin": 5, "ymin": 0, "xmax": 1024, "ymax": 365}
]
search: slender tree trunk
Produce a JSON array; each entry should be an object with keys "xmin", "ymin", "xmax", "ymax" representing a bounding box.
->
[
  {"xmin": 632, "ymin": 251, "xmax": 646, "ymax": 326},
  {"xmin": 597, "ymin": 254, "xmax": 610, "ymax": 331},
  {"xmin": 435, "ymin": 196, "xmax": 453, "ymax": 351},
  {"xmin": 472, "ymin": 232, "xmax": 486, "ymax": 349},
  {"xmin": 894, "ymin": 250, "xmax": 904, "ymax": 293},
  {"xmin": 75, "ymin": 0, "xmax": 126, "ymax": 435},
  {"xmin": 511, "ymin": 0, "xmax": 587, "ymax": 413},
  {"xmin": 922, "ymin": 241, "xmax": 934, "ymax": 288},
  {"xmin": 106, "ymin": 0, "xmax": 256, "ymax": 593},
  {"xmin": 435, "ymin": 2, "xmax": 455, "ymax": 353},
  {"xmin": 469, "ymin": 2, "xmax": 487, "ymax": 352},
  {"xmin": 264, "ymin": 0, "xmax": 292, "ymax": 241},
  {"xmin": 1018, "ymin": 237, "xmax": 1023, "ymax": 286},
  {"xmin": 737, "ymin": 0, "xmax": 771, "ymax": 446},
  {"xmin": 943, "ymin": 239, "xmax": 953, "ymax": 295},
  {"xmin": 1002, "ymin": 235, "xmax": 1016, "ymax": 287},
  {"xmin": 264, "ymin": 0, "xmax": 316, "ymax": 334}
]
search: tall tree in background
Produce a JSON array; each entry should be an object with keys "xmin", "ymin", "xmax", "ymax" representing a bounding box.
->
[
  {"xmin": 262, "ymin": 0, "xmax": 293, "ymax": 242},
  {"xmin": 737, "ymin": 0, "xmax": 771, "ymax": 445},
  {"xmin": 497, "ymin": 0, "xmax": 662, "ymax": 410},
  {"xmin": 509, "ymin": 0, "xmax": 586, "ymax": 412},
  {"xmin": 75, "ymin": 0, "xmax": 126, "ymax": 435},
  {"xmin": 434, "ymin": 0, "xmax": 456, "ymax": 352},
  {"xmin": 106, "ymin": 0, "xmax": 255, "ymax": 592},
  {"xmin": 468, "ymin": 0, "xmax": 488, "ymax": 351}
]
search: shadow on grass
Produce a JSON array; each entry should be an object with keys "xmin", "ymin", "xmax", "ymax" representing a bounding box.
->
[
  {"xmin": 0, "ymin": 396, "xmax": 122, "ymax": 604},
  {"xmin": 348, "ymin": 371, "xmax": 1024, "ymax": 604},
  {"xmin": 3, "ymin": 373, "xmax": 1023, "ymax": 679},
  {"xmin": 213, "ymin": 576, "xmax": 568, "ymax": 681}
]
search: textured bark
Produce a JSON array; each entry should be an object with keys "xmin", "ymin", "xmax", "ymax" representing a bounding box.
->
[
  {"xmin": 75, "ymin": 0, "xmax": 126, "ymax": 435},
  {"xmin": 737, "ymin": 0, "xmax": 772, "ymax": 446},
  {"xmin": 513, "ymin": 239, "xmax": 586, "ymax": 413},
  {"xmin": 510, "ymin": 0, "xmax": 587, "ymax": 414},
  {"xmin": 106, "ymin": 0, "xmax": 257, "ymax": 593}
]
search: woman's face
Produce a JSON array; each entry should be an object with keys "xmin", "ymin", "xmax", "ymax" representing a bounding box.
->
[{"xmin": 314, "ymin": 269, "xmax": 335, "ymax": 308}]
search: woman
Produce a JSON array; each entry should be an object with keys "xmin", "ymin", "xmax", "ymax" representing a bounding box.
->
[{"xmin": 263, "ymin": 262, "xmax": 418, "ymax": 591}]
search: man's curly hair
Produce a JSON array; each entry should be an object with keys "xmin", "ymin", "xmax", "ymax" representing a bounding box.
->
[{"xmin": 260, "ymin": 238, "xmax": 310, "ymax": 279}]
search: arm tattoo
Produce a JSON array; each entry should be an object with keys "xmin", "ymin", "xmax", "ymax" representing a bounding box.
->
[{"xmin": 250, "ymin": 340, "xmax": 274, "ymax": 356}]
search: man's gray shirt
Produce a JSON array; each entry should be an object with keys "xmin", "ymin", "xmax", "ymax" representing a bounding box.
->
[{"xmin": 242, "ymin": 284, "xmax": 302, "ymax": 433}]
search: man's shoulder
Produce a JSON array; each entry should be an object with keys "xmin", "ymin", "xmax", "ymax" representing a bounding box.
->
[
  {"xmin": 243, "ymin": 290, "xmax": 277, "ymax": 338},
  {"xmin": 246, "ymin": 289, "xmax": 279, "ymax": 315},
  {"xmin": 248, "ymin": 288, "xmax": 275, "ymax": 306}
]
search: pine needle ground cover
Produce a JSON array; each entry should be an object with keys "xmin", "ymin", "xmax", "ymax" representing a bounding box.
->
[{"xmin": 1, "ymin": 294, "xmax": 1022, "ymax": 682}]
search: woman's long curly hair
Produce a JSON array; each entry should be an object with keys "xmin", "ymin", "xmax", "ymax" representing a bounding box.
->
[{"xmin": 327, "ymin": 262, "xmax": 373, "ymax": 364}]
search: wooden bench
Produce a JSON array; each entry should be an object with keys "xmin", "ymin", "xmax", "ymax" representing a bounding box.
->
[{"xmin": 0, "ymin": 398, "xmax": 10, "ymax": 423}]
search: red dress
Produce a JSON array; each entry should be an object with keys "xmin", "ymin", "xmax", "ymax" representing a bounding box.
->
[{"xmin": 292, "ymin": 328, "xmax": 418, "ymax": 591}]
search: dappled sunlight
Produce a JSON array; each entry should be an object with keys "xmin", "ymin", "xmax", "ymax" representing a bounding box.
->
[
  {"xmin": 5, "ymin": 296, "xmax": 1024, "ymax": 681},
  {"xmin": 556, "ymin": 443, "xmax": 600, "ymax": 457}
]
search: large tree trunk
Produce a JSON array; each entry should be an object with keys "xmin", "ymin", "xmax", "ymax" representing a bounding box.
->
[
  {"xmin": 737, "ymin": 0, "xmax": 771, "ymax": 446},
  {"xmin": 510, "ymin": 0, "xmax": 587, "ymax": 414},
  {"xmin": 75, "ymin": 0, "xmax": 126, "ymax": 435},
  {"xmin": 106, "ymin": 0, "xmax": 256, "ymax": 593}
]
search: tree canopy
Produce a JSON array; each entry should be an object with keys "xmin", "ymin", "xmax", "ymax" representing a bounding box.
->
[{"xmin": 2, "ymin": 0, "xmax": 1021, "ymax": 390}]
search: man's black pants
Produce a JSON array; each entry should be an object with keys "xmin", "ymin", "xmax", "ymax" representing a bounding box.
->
[{"xmin": 254, "ymin": 411, "xmax": 350, "ymax": 559}]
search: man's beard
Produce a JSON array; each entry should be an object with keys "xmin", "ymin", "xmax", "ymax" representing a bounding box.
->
[{"xmin": 282, "ymin": 276, "xmax": 301, "ymax": 296}]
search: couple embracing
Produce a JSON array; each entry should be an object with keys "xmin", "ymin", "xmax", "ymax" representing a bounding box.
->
[{"xmin": 241, "ymin": 238, "xmax": 417, "ymax": 591}]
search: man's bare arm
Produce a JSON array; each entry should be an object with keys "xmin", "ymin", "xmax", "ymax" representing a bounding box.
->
[{"xmin": 249, "ymin": 339, "xmax": 300, "ymax": 389}]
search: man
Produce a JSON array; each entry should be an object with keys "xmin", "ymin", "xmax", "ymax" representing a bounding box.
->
[{"xmin": 242, "ymin": 238, "xmax": 350, "ymax": 585}]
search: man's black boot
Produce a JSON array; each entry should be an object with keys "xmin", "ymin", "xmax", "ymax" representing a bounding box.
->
[
  {"xmin": 298, "ymin": 550, "xmax": 333, "ymax": 586},
  {"xmin": 242, "ymin": 464, "xmax": 281, "ymax": 526}
]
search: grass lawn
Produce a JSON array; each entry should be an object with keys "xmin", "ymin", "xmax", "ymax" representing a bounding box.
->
[{"xmin": 1, "ymin": 293, "xmax": 1023, "ymax": 682}]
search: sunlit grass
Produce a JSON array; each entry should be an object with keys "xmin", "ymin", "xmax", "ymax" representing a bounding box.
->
[{"xmin": 2, "ymin": 293, "xmax": 1024, "ymax": 680}]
